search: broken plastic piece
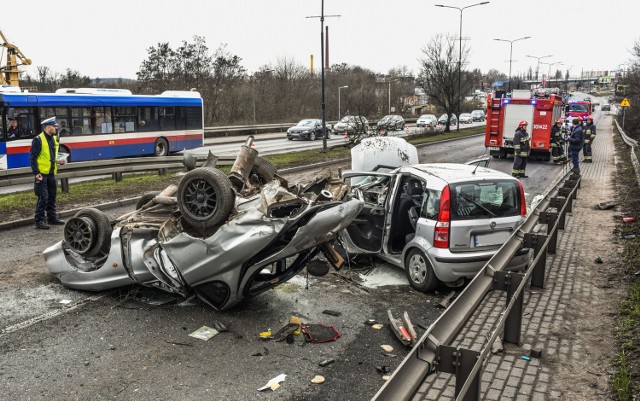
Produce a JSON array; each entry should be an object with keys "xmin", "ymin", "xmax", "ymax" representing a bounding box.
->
[
  {"xmin": 376, "ymin": 366, "xmax": 391, "ymax": 374},
  {"xmin": 380, "ymin": 345, "xmax": 394, "ymax": 353},
  {"xmin": 213, "ymin": 320, "xmax": 228, "ymax": 332},
  {"xmin": 364, "ymin": 319, "xmax": 377, "ymax": 326},
  {"xmin": 258, "ymin": 373, "xmax": 287, "ymax": 391},
  {"xmin": 319, "ymin": 359, "xmax": 335, "ymax": 367},
  {"xmin": 188, "ymin": 326, "xmax": 219, "ymax": 341},
  {"xmin": 371, "ymin": 324, "xmax": 384, "ymax": 330},
  {"xmin": 274, "ymin": 323, "xmax": 299, "ymax": 342},
  {"xmin": 387, "ymin": 310, "xmax": 417, "ymax": 347},
  {"xmin": 302, "ymin": 324, "xmax": 342, "ymax": 343},
  {"xmin": 311, "ymin": 375, "xmax": 325, "ymax": 384},
  {"xmin": 289, "ymin": 316, "xmax": 302, "ymax": 335},
  {"xmin": 259, "ymin": 330, "xmax": 272, "ymax": 339},
  {"xmin": 622, "ymin": 217, "xmax": 636, "ymax": 223},
  {"xmin": 322, "ymin": 309, "xmax": 342, "ymax": 317},
  {"xmin": 520, "ymin": 356, "xmax": 531, "ymax": 361}
]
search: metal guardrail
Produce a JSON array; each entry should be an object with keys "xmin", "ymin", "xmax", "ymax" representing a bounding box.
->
[
  {"xmin": 373, "ymin": 169, "xmax": 582, "ymax": 401},
  {"xmin": 615, "ymin": 119, "xmax": 640, "ymax": 185}
]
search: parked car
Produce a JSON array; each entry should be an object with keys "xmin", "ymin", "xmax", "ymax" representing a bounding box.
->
[
  {"xmin": 416, "ymin": 114, "xmax": 438, "ymax": 128},
  {"xmin": 44, "ymin": 141, "xmax": 363, "ymax": 311},
  {"xmin": 438, "ymin": 113, "xmax": 457, "ymax": 126},
  {"xmin": 601, "ymin": 103, "xmax": 611, "ymax": 111},
  {"xmin": 339, "ymin": 138, "xmax": 529, "ymax": 292},
  {"xmin": 334, "ymin": 115, "xmax": 369, "ymax": 134},
  {"xmin": 287, "ymin": 119, "xmax": 331, "ymax": 141},
  {"xmin": 376, "ymin": 115, "xmax": 405, "ymax": 133},
  {"xmin": 459, "ymin": 113, "xmax": 474, "ymax": 124},
  {"xmin": 471, "ymin": 110, "xmax": 485, "ymax": 122}
]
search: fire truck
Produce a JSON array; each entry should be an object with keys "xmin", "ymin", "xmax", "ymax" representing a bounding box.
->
[
  {"xmin": 564, "ymin": 100, "xmax": 592, "ymax": 121},
  {"xmin": 485, "ymin": 89, "xmax": 564, "ymax": 161}
]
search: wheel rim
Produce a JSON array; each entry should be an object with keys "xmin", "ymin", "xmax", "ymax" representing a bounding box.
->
[
  {"xmin": 408, "ymin": 254, "xmax": 428, "ymax": 284},
  {"xmin": 155, "ymin": 141, "xmax": 167, "ymax": 156},
  {"xmin": 64, "ymin": 216, "xmax": 96, "ymax": 254},
  {"xmin": 181, "ymin": 177, "xmax": 219, "ymax": 220}
]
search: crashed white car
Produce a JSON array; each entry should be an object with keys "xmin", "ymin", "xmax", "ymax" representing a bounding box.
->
[{"xmin": 45, "ymin": 139, "xmax": 363, "ymax": 310}]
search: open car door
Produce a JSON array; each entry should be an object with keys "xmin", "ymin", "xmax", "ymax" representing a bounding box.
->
[{"xmin": 340, "ymin": 171, "xmax": 394, "ymax": 254}]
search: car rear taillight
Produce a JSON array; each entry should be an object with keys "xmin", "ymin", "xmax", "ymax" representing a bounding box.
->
[
  {"xmin": 434, "ymin": 185, "xmax": 451, "ymax": 248},
  {"xmin": 518, "ymin": 181, "xmax": 527, "ymax": 216}
]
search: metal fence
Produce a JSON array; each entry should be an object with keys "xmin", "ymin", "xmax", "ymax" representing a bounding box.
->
[
  {"xmin": 372, "ymin": 169, "xmax": 582, "ymax": 401},
  {"xmin": 615, "ymin": 119, "xmax": 640, "ymax": 185}
]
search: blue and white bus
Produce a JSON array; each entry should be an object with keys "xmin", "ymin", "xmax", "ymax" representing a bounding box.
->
[{"xmin": 0, "ymin": 87, "xmax": 204, "ymax": 169}]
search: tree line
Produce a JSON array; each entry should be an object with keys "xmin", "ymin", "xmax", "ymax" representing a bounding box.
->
[{"xmin": 21, "ymin": 35, "xmax": 554, "ymax": 131}]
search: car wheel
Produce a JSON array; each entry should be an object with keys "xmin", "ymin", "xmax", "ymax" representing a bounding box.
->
[
  {"xmin": 177, "ymin": 167, "xmax": 236, "ymax": 229},
  {"xmin": 287, "ymin": 136, "xmax": 293, "ymax": 141},
  {"xmin": 64, "ymin": 208, "xmax": 112, "ymax": 257},
  {"xmin": 136, "ymin": 191, "xmax": 160, "ymax": 210},
  {"xmin": 307, "ymin": 259, "xmax": 331, "ymax": 277},
  {"xmin": 251, "ymin": 156, "xmax": 278, "ymax": 185},
  {"xmin": 154, "ymin": 138, "xmax": 169, "ymax": 157},
  {"xmin": 405, "ymin": 248, "xmax": 439, "ymax": 292},
  {"xmin": 310, "ymin": 132, "xmax": 316, "ymax": 141}
]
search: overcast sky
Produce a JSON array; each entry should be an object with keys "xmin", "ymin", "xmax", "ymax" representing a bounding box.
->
[{"xmin": 4, "ymin": 0, "xmax": 638, "ymax": 81}]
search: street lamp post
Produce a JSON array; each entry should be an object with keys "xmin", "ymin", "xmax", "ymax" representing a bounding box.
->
[
  {"xmin": 435, "ymin": 1, "xmax": 489, "ymax": 132},
  {"xmin": 338, "ymin": 85, "xmax": 348, "ymax": 120},
  {"xmin": 526, "ymin": 54, "xmax": 553, "ymax": 83},
  {"xmin": 540, "ymin": 61, "xmax": 562, "ymax": 87},
  {"xmin": 493, "ymin": 36, "xmax": 530, "ymax": 93}
]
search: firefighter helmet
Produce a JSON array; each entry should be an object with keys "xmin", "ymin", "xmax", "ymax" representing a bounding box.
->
[
  {"xmin": 576, "ymin": 116, "xmax": 583, "ymax": 121},
  {"xmin": 586, "ymin": 115, "xmax": 593, "ymax": 121},
  {"xmin": 518, "ymin": 120, "xmax": 529, "ymax": 128},
  {"xmin": 556, "ymin": 118, "xmax": 563, "ymax": 124}
]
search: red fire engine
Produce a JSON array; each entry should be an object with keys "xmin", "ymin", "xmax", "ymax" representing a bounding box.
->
[
  {"xmin": 565, "ymin": 101, "xmax": 592, "ymax": 120},
  {"xmin": 485, "ymin": 89, "xmax": 564, "ymax": 161}
]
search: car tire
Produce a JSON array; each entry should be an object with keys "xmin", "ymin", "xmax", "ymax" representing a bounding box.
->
[
  {"xmin": 177, "ymin": 167, "xmax": 236, "ymax": 229},
  {"xmin": 405, "ymin": 248, "xmax": 439, "ymax": 292},
  {"xmin": 287, "ymin": 137, "xmax": 293, "ymax": 141},
  {"xmin": 136, "ymin": 191, "xmax": 160, "ymax": 210},
  {"xmin": 154, "ymin": 138, "xmax": 170, "ymax": 157},
  {"xmin": 251, "ymin": 156, "xmax": 278, "ymax": 185},
  {"xmin": 310, "ymin": 132, "xmax": 316, "ymax": 141},
  {"xmin": 64, "ymin": 208, "xmax": 112, "ymax": 257},
  {"xmin": 307, "ymin": 259, "xmax": 331, "ymax": 277}
]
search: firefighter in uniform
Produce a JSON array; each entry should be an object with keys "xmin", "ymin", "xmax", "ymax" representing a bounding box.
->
[
  {"xmin": 29, "ymin": 117, "xmax": 66, "ymax": 230},
  {"xmin": 550, "ymin": 118, "xmax": 566, "ymax": 164},
  {"xmin": 512, "ymin": 120, "xmax": 531, "ymax": 178},
  {"xmin": 583, "ymin": 115, "xmax": 596, "ymax": 162},
  {"xmin": 568, "ymin": 117, "xmax": 585, "ymax": 173}
]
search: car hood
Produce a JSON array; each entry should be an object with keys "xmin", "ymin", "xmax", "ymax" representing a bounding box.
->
[{"xmin": 351, "ymin": 137, "xmax": 419, "ymax": 172}]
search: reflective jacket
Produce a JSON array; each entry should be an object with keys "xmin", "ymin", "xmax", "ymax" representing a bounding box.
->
[
  {"xmin": 513, "ymin": 128, "xmax": 530, "ymax": 157},
  {"xmin": 29, "ymin": 132, "xmax": 59, "ymax": 175},
  {"xmin": 550, "ymin": 124, "xmax": 563, "ymax": 145},
  {"xmin": 568, "ymin": 125, "xmax": 584, "ymax": 151},
  {"xmin": 584, "ymin": 122, "xmax": 596, "ymax": 140}
]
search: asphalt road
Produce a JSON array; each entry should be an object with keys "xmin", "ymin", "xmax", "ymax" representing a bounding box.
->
[{"xmin": 0, "ymin": 101, "xmax": 604, "ymax": 400}]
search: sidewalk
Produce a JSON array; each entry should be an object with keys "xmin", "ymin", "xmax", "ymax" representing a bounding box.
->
[{"xmin": 414, "ymin": 114, "xmax": 623, "ymax": 401}]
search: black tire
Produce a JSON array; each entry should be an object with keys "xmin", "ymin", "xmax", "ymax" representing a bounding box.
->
[
  {"xmin": 307, "ymin": 259, "xmax": 331, "ymax": 277},
  {"xmin": 288, "ymin": 137, "xmax": 293, "ymax": 140},
  {"xmin": 251, "ymin": 157, "xmax": 278, "ymax": 184},
  {"xmin": 136, "ymin": 192, "xmax": 160, "ymax": 210},
  {"xmin": 154, "ymin": 138, "xmax": 169, "ymax": 156},
  {"xmin": 405, "ymin": 248, "xmax": 439, "ymax": 292},
  {"xmin": 64, "ymin": 208, "xmax": 112, "ymax": 257},
  {"xmin": 310, "ymin": 132, "xmax": 316, "ymax": 141},
  {"xmin": 177, "ymin": 167, "xmax": 235, "ymax": 229}
]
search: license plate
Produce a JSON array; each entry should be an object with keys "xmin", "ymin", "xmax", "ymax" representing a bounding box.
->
[
  {"xmin": 489, "ymin": 147, "xmax": 500, "ymax": 151},
  {"xmin": 474, "ymin": 231, "xmax": 509, "ymax": 247}
]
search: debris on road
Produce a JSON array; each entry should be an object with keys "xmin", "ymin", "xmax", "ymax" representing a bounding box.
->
[
  {"xmin": 375, "ymin": 366, "xmax": 391, "ymax": 374},
  {"xmin": 387, "ymin": 310, "xmax": 417, "ymax": 347},
  {"xmin": 371, "ymin": 324, "xmax": 384, "ymax": 330},
  {"xmin": 212, "ymin": 320, "xmax": 228, "ymax": 332},
  {"xmin": 597, "ymin": 201, "xmax": 617, "ymax": 210},
  {"xmin": 319, "ymin": 359, "xmax": 335, "ymax": 367},
  {"xmin": 322, "ymin": 309, "xmax": 342, "ymax": 317},
  {"xmin": 311, "ymin": 375, "xmax": 325, "ymax": 384},
  {"xmin": 259, "ymin": 330, "xmax": 273, "ymax": 340},
  {"xmin": 622, "ymin": 217, "xmax": 636, "ymax": 223},
  {"xmin": 258, "ymin": 374, "xmax": 287, "ymax": 391},
  {"xmin": 274, "ymin": 323, "xmax": 299, "ymax": 342},
  {"xmin": 530, "ymin": 349, "xmax": 543, "ymax": 359},
  {"xmin": 364, "ymin": 319, "xmax": 377, "ymax": 326},
  {"xmin": 520, "ymin": 356, "xmax": 531, "ymax": 361},
  {"xmin": 594, "ymin": 255, "xmax": 603, "ymax": 264},
  {"xmin": 58, "ymin": 299, "xmax": 72, "ymax": 305},
  {"xmin": 380, "ymin": 345, "xmax": 394, "ymax": 353},
  {"xmin": 491, "ymin": 337, "xmax": 504, "ymax": 354},
  {"xmin": 438, "ymin": 291, "xmax": 457, "ymax": 309},
  {"xmin": 165, "ymin": 340, "xmax": 193, "ymax": 347},
  {"xmin": 251, "ymin": 348, "xmax": 269, "ymax": 357},
  {"xmin": 188, "ymin": 326, "xmax": 219, "ymax": 341},
  {"xmin": 302, "ymin": 324, "xmax": 342, "ymax": 344},
  {"xmin": 381, "ymin": 352, "xmax": 397, "ymax": 358}
]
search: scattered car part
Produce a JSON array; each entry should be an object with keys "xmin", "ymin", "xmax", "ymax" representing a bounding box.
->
[{"xmin": 387, "ymin": 310, "xmax": 417, "ymax": 347}]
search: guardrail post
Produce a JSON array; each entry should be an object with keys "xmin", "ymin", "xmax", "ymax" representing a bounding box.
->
[
  {"xmin": 524, "ymin": 233, "xmax": 547, "ymax": 288},
  {"xmin": 158, "ymin": 168, "xmax": 167, "ymax": 176},
  {"xmin": 540, "ymin": 211, "xmax": 559, "ymax": 254},
  {"xmin": 436, "ymin": 345, "xmax": 480, "ymax": 401},
  {"xmin": 550, "ymin": 197, "xmax": 567, "ymax": 230},
  {"xmin": 493, "ymin": 271, "xmax": 525, "ymax": 345},
  {"xmin": 559, "ymin": 187, "xmax": 573, "ymax": 213},
  {"xmin": 60, "ymin": 178, "xmax": 69, "ymax": 193},
  {"xmin": 112, "ymin": 172, "xmax": 123, "ymax": 182}
]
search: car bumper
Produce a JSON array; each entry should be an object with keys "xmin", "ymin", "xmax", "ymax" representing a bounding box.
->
[
  {"xmin": 427, "ymin": 246, "xmax": 530, "ymax": 283},
  {"xmin": 287, "ymin": 132, "xmax": 312, "ymax": 140}
]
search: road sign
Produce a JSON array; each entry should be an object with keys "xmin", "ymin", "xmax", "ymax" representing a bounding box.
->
[{"xmin": 620, "ymin": 98, "xmax": 631, "ymax": 107}]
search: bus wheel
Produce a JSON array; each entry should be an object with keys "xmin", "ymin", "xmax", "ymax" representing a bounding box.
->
[
  {"xmin": 154, "ymin": 138, "xmax": 169, "ymax": 157},
  {"xmin": 177, "ymin": 167, "xmax": 235, "ymax": 229},
  {"xmin": 251, "ymin": 157, "xmax": 278, "ymax": 185},
  {"xmin": 64, "ymin": 208, "xmax": 112, "ymax": 257}
]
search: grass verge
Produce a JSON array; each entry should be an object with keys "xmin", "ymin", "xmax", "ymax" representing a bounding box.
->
[
  {"xmin": 0, "ymin": 126, "xmax": 484, "ymax": 222},
  {"xmin": 611, "ymin": 125, "xmax": 640, "ymax": 401}
]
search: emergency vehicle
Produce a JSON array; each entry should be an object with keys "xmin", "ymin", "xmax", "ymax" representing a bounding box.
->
[
  {"xmin": 485, "ymin": 89, "xmax": 564, "ymax": 161},
  {"xmin": 564, "ymin": 100, "xmax": 592, "ymax": 122}
]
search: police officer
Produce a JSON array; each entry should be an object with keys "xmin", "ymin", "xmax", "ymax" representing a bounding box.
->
[
  {"xmin": 512, "ymin": 120, "xmax": 531, "ymax": 178},
  {"xmin": 568, "ymin": 117, "xmax": 585, "ymax": 173},
  {"xmin": 550, "ymin": 118, "xmax": 566, "ymax": 165},
  {"xmin": 583, "ymin": 115, "xmax": 596, "ymax": 162},
  {"xmin": 29, "ymin": 117, "xmax": 66, "ymax": 229}
]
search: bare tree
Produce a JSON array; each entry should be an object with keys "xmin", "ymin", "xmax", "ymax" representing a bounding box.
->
[{"xmin": 417, "ymin": 34, "xmax": 470, "ymax": 132}]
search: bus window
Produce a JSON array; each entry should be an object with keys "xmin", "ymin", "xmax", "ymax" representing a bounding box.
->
[
  {"xmin": 160, "ymin": 107, "xmax": 175, "ymax": 131},
  {"xmin": 138, "ymin": 107, "xmax": 159, "ymax": 131},
  {"xmin": 71, "ymin": 107, "xmax": 91, "ymax": 135},
  {"xmin": 1, "ymin": 113, "xmax": 5, "ymax": 142},
  {"xmin": 175, "ymin": 107, "xmax": 186, "ymax": 130},
  {"xmin": 114, "ymin": 106, "xmax": 136, "ymax": 133},
  {"xmin": 7, "ymin": 107, "xmax": 36, "ymax": 140},
  {"xmin": 41, "ymin": 107, "xmax": 72, "ymax": 136},
  {"xmin": 185, "ymin": 106, "xmax": 202, "ymax": 130},
  {"xmin": 93, "ymin": 107, "xmax": 113, "ymax": 134}
]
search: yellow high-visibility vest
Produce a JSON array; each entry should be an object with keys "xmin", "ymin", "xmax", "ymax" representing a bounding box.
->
[{"xmin": 36, "ymin": 132, "xmax": 59, "ymax": 174}]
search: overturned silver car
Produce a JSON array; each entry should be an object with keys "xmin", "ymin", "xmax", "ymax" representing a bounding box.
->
[{"xmin": 44, "ymin": 138, "xmax": 363, "ymax": 310}]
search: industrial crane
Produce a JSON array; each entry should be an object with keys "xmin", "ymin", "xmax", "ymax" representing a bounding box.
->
[{"xmin": 0, "ymin": 29, "xmax": 31, "ymax": 86}]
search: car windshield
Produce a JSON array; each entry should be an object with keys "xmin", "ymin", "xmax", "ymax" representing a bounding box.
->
[
  {"xmin": 449, "ymin": 180, "xmax": 520, "ymax": 220},
  {"xmin": 567, "ymin": 104, "xmax": 589, "ymax": 112},
  {"xmin": 379, "ymin": 115, "xmax": 392, "ymax": 123},
  {"xmin": 472, "ymin": 111, "xmax": 483, "ymax": 116},
  {"xmin": 461, "ymin": 114, "xmax": 471, "ymax": 118},
  {"xmin": 340, "ymin": 116, "xmax": 354, "ymax": 123},
  {"xmin": 297, "ymin": 120, "xmax": 316, "ymax": 127}
]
